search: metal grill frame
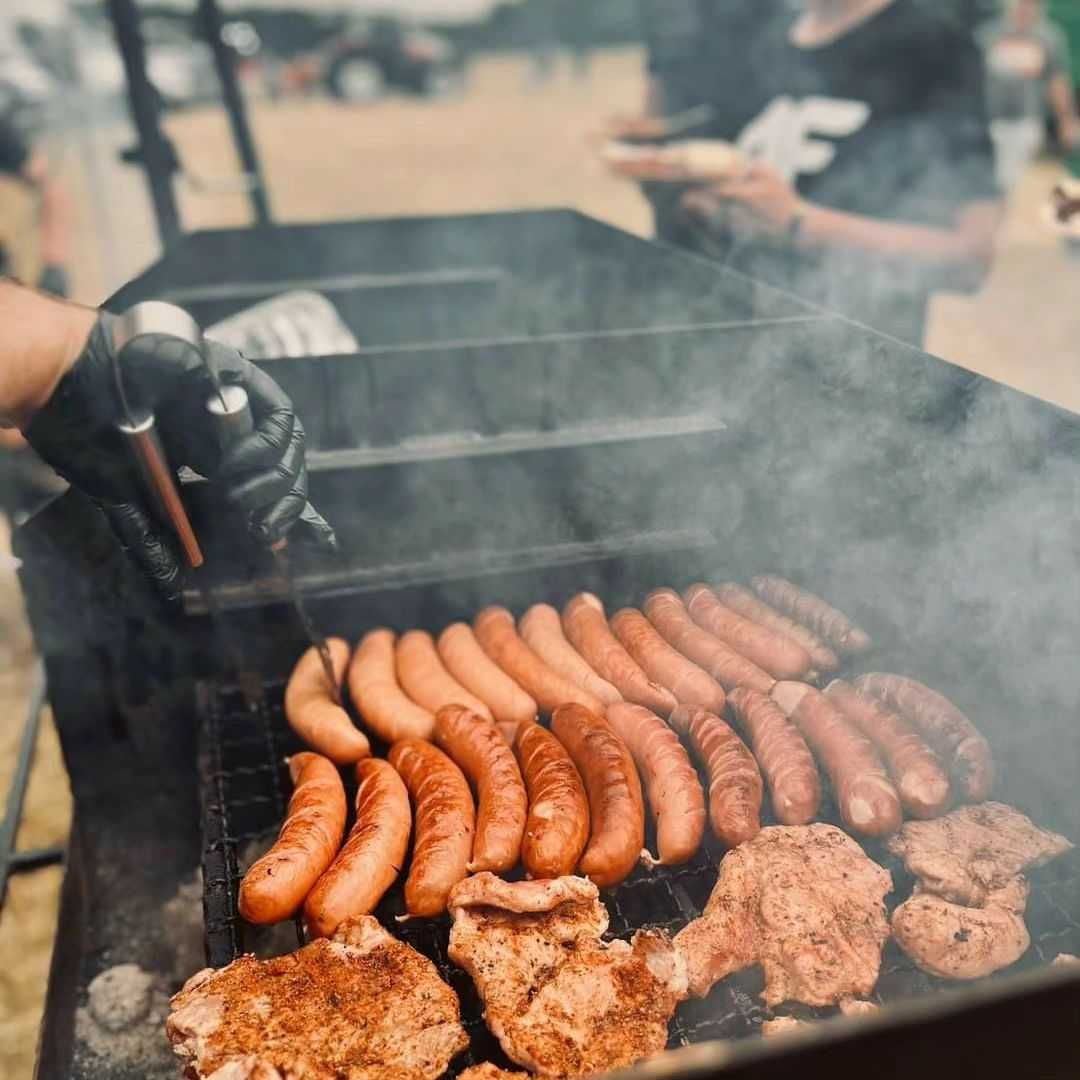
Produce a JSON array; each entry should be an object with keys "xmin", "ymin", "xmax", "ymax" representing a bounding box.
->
[{"xmin": 197, "ymin": 677, "xmax": 1080, "ymax": 1077}]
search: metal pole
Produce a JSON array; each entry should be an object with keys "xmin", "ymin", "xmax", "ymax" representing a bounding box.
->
[
  {"xmin": 105, "ymin": 0, "xmax": 183, "ymax": 249},
  {"xmin": 195, "ymin": 0, "xmax": 273, "ymax": 226}
]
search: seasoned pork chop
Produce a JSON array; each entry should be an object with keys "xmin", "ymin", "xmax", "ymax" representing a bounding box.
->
[
  {"xmin": 887, "ymin": 803, "xmax": 1071, "ymax": 906},
  {"xmin": 892, "ymin": 877, "xmax": 1031, "ymax": 979},
  {"xmin": 674, "ymin": 824, "xmax": 892, "ymax": 1006},
  {"xmin": 167, "ymin": 916, "xmax": 467, "ymax": 1079},
  {"xmin": 447, "ymin": 873, "xmax": 687, "ymax": 1078}
]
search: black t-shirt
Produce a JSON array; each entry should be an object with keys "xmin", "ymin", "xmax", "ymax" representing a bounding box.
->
[
  {"xmin": 711, "ymin": 0, "xmax": 999, "ymax": 344},
  {"xmin": 0, "ymin": 113, "xmax": 30, "ymax": 176}
]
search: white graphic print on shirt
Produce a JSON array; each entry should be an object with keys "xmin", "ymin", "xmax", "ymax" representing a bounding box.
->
[{"xmin": 736, "ymin": 96, "xmax": 872, "ymax": 181}]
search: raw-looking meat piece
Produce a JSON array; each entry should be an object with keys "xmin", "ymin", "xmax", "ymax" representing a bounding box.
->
[
  {"xmin": 891, "ymin": 878, "xmax": 1031, "ymax": 979},
  {"xmin": 447, "ymin": 873, "xmax": 687, "ymax": 1078},
  {"xmin": 166, "ymin": 916, "xmax": 467, "ymax": 1080},
  {"xmin": 674, "ymin": 824, "xmax": 892, "ymax": 1007},
  {"xmin": 761, "ymin": 1016, "xmax": 808, "ymax": 1038},
  {"xmin": 886, "ymin": 802, "xmax": 1073, "ymax": 906},
  {"xmin": 838, "ymin": 998, "xmax": 879, "ymax": 1017}
]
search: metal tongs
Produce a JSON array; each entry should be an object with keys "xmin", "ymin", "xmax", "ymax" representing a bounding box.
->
[{"xmin": 109, "ymin": 302, "xmax": 341, "ymax": 703}]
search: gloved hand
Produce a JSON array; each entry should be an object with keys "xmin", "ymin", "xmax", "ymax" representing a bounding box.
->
[
  {"xmin": 38, "ymin": 265, "xmax": 70, "ymax": 298},
  {"xmin": 23, "ymin": 309, "xmax": 336, "ymax": 600}
]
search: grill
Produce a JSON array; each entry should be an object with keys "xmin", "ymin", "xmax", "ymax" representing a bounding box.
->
[{"xmin": 18, "ymin": 211, "xmax": 1080, "ymax": 1079}]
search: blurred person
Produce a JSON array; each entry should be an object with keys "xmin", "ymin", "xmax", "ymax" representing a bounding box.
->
[
  {"xmin": 977, "ymin": 0, "xmax": 1080, "ymax": 189},
  {"xmin": 0, "ymin": 280, "xmax": 334, "ymax": 597},
  {"xmin": 676, "ymin": 0, "xmax": 1003, "ymax": 347},
  {"xmin": 0, "ymin": 102, "xmax": 71, "ymax": 297},
  {"xmin": 523, "ymin": 0, "xmax": 559, "ymax": 85}
]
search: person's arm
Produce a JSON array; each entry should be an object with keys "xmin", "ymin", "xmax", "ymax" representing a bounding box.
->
[
  {"xmin": 0, "ymin": 278, "xmax": 93, "ymax": 428},
  {"xmin": 1048, "ymin": 71, "xmax": 1080, "ymax": 150},
  {"xmin": 23, "ymin": 151, "xmax": 71, "ymax": 269}
]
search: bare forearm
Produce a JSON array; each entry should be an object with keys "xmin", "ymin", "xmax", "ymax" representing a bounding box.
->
[
  {"xmin": 0, "ymin": 279, "xmax": 94, "ymax": 428},
  {"xmin": 1049, "ymin": 74, "xmax": 1080, "ymax": 144},
  {"xmin": 799, "ymin": 201, "xmax": 999, "ymax": 264}
]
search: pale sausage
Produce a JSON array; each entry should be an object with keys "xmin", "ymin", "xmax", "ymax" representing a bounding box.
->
[
  {"xmin": 751, "ymin": 575, "xmax": 872, "ymax": 655},
  {"xmin": 348, "ymin": 629, "xmax": 435, "ymax": 743},
  {"xmin": 562, "ymin": 592, "xmax": 677, "ymax": 715},
  {"xmin": 285, "ymin": 638, "xmax": 370, "ymax": 764},
  {"xmin": 520, "ymin": 603, "xmax": 622, "ymax": 705},
  {"xmin": 395, "ymin": 629, "xmax": 494, "ymax": 720},
  {"xmin": 437, "ymin": 622, "xmax": 538, "ymax": 740},
  {"xmin": 772, "ymin": 681, "xmax": 902, "ymax": 837},
  {"xmin": 606, "ymin": 702, "xmax": 705, "ymax": 865}
]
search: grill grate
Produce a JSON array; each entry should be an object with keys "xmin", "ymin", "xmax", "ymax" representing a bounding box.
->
[{"xmin": 197, "ymin": 679, "xmax": 1080, "ymax": 1074}]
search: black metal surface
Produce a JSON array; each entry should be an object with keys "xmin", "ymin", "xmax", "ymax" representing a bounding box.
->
[
  {"xmin": 197, "ymin": 674, "xmax": 1080, "ymax": 1076},
  {"xmin": 106, "ymin": 0, "xmax": 182, "ymax": 248}
]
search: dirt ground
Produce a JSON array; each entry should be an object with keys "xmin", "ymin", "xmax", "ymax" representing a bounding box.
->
[{"xmin": 1, "ymin": 45, "xmax": 1078, "ymax": 1080}]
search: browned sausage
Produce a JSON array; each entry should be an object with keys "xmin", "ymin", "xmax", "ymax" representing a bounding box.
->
[
  {"xmin": 824, "ymin": 680, "xmax": 951, "ymax": 819},
  {"xmin": 562, "ymin": 592, "xmax": 677, "ymax": 715},
  {"xmin": 388, "ymin": 738, "xmax": 475, "ymax": 916},
  {"xmin": 396, "ymin": 630, "xmax": 495, "ymax": 721},
  {"xmin": 640, "ymin": 589, "xmax": 775, "ymax": 695},
  {"xmin": 285, "ymin": 638, "xmax": 370, "ymax": 764},
  {"xmin": 771, "ymin": 682, "xmax": 902, "ymax": 837},
  {"xmin": 520, "ymin": 603, "xmax": 622, "ymax": 705},
  {"xmin": 239, "ymin": 752, "xmax": 346, "ymax": 925},
  {"xmin": 683, "ymin": 584, "xmax": 812, "ymax": 680},
  {"xmin": 714, "ymin": 583, "xmax": 840, "ymax": 675},
  {"xmin": 303, "ymin": 758, "xmax": 411, "ymax": 937},
  {"xmin": 550, "ymin": 703, "xmax": 644, "ymax": 888},
  {"xmin": 852, "ymin": 673, "xmax": 993, "ymax": 801},
  {"xmin": 669, "ymin": 706, "xmax": 762, "ymax": 847},
  {"xmin": 348, "ymin": 629, "xmax": 435, "ymax": 742},
  {"xmin": 433, "ymin": 704, "xmax": 527, "ymax": 873},
  {"xmin": 437, "ymin": 622, "xmax": 538, "ymax": 740},
  {"xmin": 513, "ymin": 719, "xmax": 590, "ymax": 878},
  {"xmin": 751, "ymin": 575, "xmax": 872, "ymax": 655},
  {"xmin": 474, "ymin": 605, "xmax": 606, "ymax": 716},
  {"xmin": 727, "ymin": 686, "xmax": 820, "ymax": 826},
  {"xmin": 606, "ymin": 702, "xmax": 705, "ymax": 864},
  {"xmin": 611, "ymin": 606, "xmax": 727, "ymax": 712}
]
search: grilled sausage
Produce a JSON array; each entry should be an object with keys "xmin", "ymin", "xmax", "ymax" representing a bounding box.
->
[
  {"xmin": 727, "ymin": 686, "xmax": 820, "ymax": 826},
  {"xmin": 611, "ymin": 606, "xmax": 727, "ymax": 712},
  {"xmin": 303, "ymin": 758, "xmax": 411, "ymax": 937},
  {"xmin": 641, "ymin": 589, "xmax": 774, "ymax": 695},
  {"xmin": 771, "ymin": 682, "xmax": 902, "ymax": 837},
  {"xmin": 551, "ymin": 703, "xmax": 644, "ymax": 888},
  {"xmin": 239, "ymin": 752, "xmax": 347, "ymax": 925},
  {"xmin": 562, "ymin": 592, "xmax": 677, "ymax": 715},
  {"xmin": 852, "ymin": 673, "xmax": 993, "ymax": 802},
  {"xmin": 285, "ymin": 638, "xmax": 370, "ymax": 764},
  {"xmin": 751, "ymin": 575, "xmax": 872, "ymax": 656},
  {"xmin": 396, "ymin": 629, "xmax": 494, "ymax": 721},
  {"xmin": 513, "ymin": 719, "xmax": 590, "ymax": 878},
  {"xmin": 606, "ymin": 702, "xmax": 705, "ymax": 864},
  {"xmin": 437, "ymin": 622, "xmax": 538, "ymax": 741},
  {"xmin": 683, "ymin": 584, "xmax": 812, "ymax": 680},
  {"xmin": 669, "ymin": 706, "xmax": 762, "ymax": 847},
  {"xmin": 474, "ymin": 605, "xmax": 606, "ymax": 715},
  {"xmin": 520, "ymin": 603, "xmax": 622, "ymax": 705},
  {"xmin": 714, "ymin": 583, "xmax": 840, "ymax": 675},
  {"xmin": 388, "ymin": 737, "xmax": 475, "ymax": 916},
  {"xmin": 824, "ymin": 680, "xmax": 951, "ymax": 819},
  {"xmin": 433, "ymin": 704, "xmax": 527, "ymax": 873},
  {"xmin": 347, "ymin": 629, "xmax": 435, "ymax": 743}
]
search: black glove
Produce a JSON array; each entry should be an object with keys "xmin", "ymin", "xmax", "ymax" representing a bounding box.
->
[
  {"xmin": 24, "ymin": 310, "xmax": 336, "ymax": 600},
  {"xmin": 38, "ymin": 265, "xmax": 70, "ymax": 298}
]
